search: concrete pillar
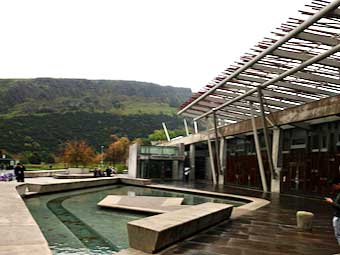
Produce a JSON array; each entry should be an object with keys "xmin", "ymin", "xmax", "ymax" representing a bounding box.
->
[
  {"xmin": 177, "ymin": 143, "xmax": 185, "ymax": 180},
  {"xmin": 128, "ymin": 143, "xmax": 139, "ymax": 178},
  {"xmin": 172, "ymin": 160, "xmax": 179, "ymax": 180},
  {"xmin": 189, "ymin": 144, "xmax": 196, "ymax": 181},
  {"xmin": 271, "ymin": 127, "xmax": 281, "ymax": 193},
  {"xmin": 178, "ymin": 160, "xmax": 184, "ymax": 181},
  {"xmin": 205, "ymin": 157, "xmax": 212, "ymax": 181}
]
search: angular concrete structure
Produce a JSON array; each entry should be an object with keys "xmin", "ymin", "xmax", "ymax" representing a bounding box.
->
[
  {"xmin": 98, "ymin": 195, "xmax": 189, "ymax": 213},
  {"xmin": 127, "ymin": 202, "xmax": 233, "ymax": 253}
]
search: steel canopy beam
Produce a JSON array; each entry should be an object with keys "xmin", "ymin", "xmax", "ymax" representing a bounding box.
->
[
  {"xmin": 178, "ymin": 0, "xmax": 340, "ymax": 116},
  {"xmin": 272, "ymin": 49, "xmax": 340, "ymax": 68},
  {"xmin": 194, "ymin": 42, "xmax": 340, "ymax": 121},
  {"xmin": 252, "ymin": 63, "xmax": 340, "ymax": 88},
  {"xmin": 295, "ymin": 31, "xmax": 340, "ymax": 46}
]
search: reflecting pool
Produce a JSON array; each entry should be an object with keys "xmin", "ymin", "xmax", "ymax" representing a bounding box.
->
[{"xmin": 25, "ymin": 185, "xmax": 243, "ymax": 254}]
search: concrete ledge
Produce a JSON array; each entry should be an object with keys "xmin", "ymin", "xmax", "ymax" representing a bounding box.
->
[
  {"xmin": 120, "ymin": 177, "xmax": 152, "ymax": 186},
  {"xmin": 25, "ymin": 170, "xmax": 69, "ymax": 178},
  {"xmin": 54, "ymin": 173, "xmax": 95, "ymax": 179},
  {"xmin": 26, "ymin": 177, "xmax": 120, "ymax": 194},
  {"xmin": 147, "ymin": 184, "xmax": 270, "ymax": 214},
  {"xmin": 127, "ymin": 202, "xmax": 233, "ymax": 253},
  {"xmin": 24, "ymin": 177, "xmax": 152, "ymax": 195}
]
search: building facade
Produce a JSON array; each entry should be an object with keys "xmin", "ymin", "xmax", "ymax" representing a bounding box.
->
[{"xmin": 128, "ymin": 144, "xmax": 185, "ymax": 180}]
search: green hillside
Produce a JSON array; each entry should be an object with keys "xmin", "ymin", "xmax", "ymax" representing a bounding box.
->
[{"xmin": 0, "ymin": 78, "xmax": 191, "ymax": 155}]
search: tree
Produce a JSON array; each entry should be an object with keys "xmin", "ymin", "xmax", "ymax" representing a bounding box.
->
[
  {"xmin": 105, "ymin": 137, "xmax": 130, "ymax": 164},
  {"xmin": 147, "ymin": 129, "xmax": 186, "ymax": 142},
  {"xmin": 62, "ymin": 140, "xmax": 95, "ymax": 167},
  {"xmin": 132, "ymin": 138, "xmax": 143, "ymax": 145},
  {"xmin": 28, "ymin": 152, "xmax": 42, "ymax": 164}
]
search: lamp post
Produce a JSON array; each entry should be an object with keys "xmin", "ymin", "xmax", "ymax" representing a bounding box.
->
[{"xmin": 100, "ymin": 145, "xmax": 104, "ymax": 168}]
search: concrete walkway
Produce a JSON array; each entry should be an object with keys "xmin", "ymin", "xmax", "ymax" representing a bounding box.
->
[
  {"xmin": 155, "ymin": 181, "xmax": 340, "ymax": 255},
  {"xmin": 0, "ymin": 182, "xmax": 51, "ymax": 255}
]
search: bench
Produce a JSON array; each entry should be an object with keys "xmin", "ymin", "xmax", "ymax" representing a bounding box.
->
[{"xmin": 127, "ymin": 202, "xmax": 233, "ymax": 253}]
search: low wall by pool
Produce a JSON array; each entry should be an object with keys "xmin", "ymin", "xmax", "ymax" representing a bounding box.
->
[
  {"xmin": 25, "ymin": 177, "xmax": 152, "ymax": 194},
  {"xmin": 25, "ymin": 169, "xmax": 69, "ymax": 178},
  {"xmin": 1, "ymin": 178, "xmax": 269, "ymax": 255}
]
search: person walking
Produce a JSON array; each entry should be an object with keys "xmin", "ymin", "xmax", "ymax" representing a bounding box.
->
[
  {"xmin": 14, "ymin": 163, "xmax": 25, "ymax": 182},
  {"xmin": 325, "ymin": 177, "xmax": 340, "ymax": 245}
]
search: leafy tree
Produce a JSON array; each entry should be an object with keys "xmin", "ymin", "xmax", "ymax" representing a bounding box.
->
[
  {"xmin": 132, "ymin": 138, "xmax": 143, "ymax": 145},
  {"xmin": 17, "ymin": 151, "xmax": 33, "ymax": 164},
  {"xmin": 105, "ymin": 137, "xmax": 130, "ymax": 164},
  {"xmin": 147, "ymin": 129, "xmax": 186, "ymax": 142},
  {"xmin": 28, "ymin": 152, "xmax": 42, "ymax": 164},
  {"xmin": 62, "ymin": 140, "xmax": 95, "ymax": 167},
  {"xmin": 45, "ymin": 154, "xmax": 56, "ymax": 164}
]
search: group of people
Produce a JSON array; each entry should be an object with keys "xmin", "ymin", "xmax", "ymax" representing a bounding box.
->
[{"xmin": 93, "ymin": 166, "xmax": 117, "ymax": 177}]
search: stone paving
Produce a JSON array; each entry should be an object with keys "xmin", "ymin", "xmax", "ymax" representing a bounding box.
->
[
  {"xmin": 3, "ymin": 177, "xmax": 340, "ymax": 255},
  {"xmin": 0, "ymin": 182, "xmax": 51, "ymax": 255},
  {"xmin": 156, "ymin": 182, "xmax": 340, "ymax": 255}
]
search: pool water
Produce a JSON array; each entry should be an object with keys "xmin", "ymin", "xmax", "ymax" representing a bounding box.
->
[{"xmin": 25, "ymin": 185, "xmax": 243, "ymax": 254}]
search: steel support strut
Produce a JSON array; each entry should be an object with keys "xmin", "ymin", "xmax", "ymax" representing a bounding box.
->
[
  {"xmin": 206, "ymin": 117, "xmax": 217, "ymax": 184},
  {"xmin": 249, "ymin": 101, "xmax": 268, "ymax": 192},
  {"xmin": 213, "ymin": 111, "xmax": 222, "ymax": 177},
  {"xmin": 257, "ymin": 87, "xmax": 276, "ymax": 180}
]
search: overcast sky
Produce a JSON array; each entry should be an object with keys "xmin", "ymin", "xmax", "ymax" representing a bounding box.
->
[{"xmin": 0, "ymin": 0, "xmax": 310, "ymax": 92}]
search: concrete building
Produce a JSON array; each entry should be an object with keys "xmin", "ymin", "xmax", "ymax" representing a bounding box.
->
[
  {"xmin": 160, "ymin": 0, "xmax": 340, "ymax": 196},
  {"xmin": 128, "ymin": 143, "xmax": 185, "ymax": 180}
]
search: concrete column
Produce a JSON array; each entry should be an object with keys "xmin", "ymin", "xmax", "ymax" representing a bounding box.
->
[
  {"xmin": 219, "ymin": 137, "xmax": 226, "ymax": 185},
  {"xmin": 189, "ymin": 144, "xmax": 196, "ymax": 181},
  {"xmin": 271, "ymin": 127, "xmax": 281, "ymax": 193},
  {"xmin": 205, "ymin": 157, "xmax": 212, "ymax": 180},
  {"xmin": 128, "ymin": 143, "xmax": 139, "ymax": 178},
  {"xmin": 178, "ymin": 160, "xmax": 184, "ymax": 180},
  {"xmin": 172, "ymin": 160, "xmax": 179, "ymax": 180}
]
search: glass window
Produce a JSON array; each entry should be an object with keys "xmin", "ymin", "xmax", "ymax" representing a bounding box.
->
[
  {"xmin": 322, "ymin": 135, "xmax": 327, "ymax": 149},
  {"xmin": 140, "ymin": 146, "xmax": 178, "ymax": 156}
]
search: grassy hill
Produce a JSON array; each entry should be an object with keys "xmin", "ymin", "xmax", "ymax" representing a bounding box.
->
[{"xmin": 0, "ymin": 78, "xmax": 191, "ymax": 155}]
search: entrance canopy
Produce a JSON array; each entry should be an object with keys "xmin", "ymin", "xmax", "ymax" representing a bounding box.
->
[{"xmin": 178, "ymin": 0, "xmax": 340, "ymax": 125}]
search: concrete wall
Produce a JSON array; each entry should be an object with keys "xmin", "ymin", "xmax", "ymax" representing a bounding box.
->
[
  {"xmin": 25, "ymin": 170, "xmax": 69, "ymax": 178},
  {"xmin": 128, "ymin": 143, "xmax": 139, "ymax": 178}
]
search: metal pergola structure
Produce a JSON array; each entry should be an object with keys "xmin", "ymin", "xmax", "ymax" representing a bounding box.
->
[{"xmin": 177, "ymin": 0, "xmax": 340, "ymax": 190}]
